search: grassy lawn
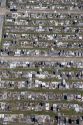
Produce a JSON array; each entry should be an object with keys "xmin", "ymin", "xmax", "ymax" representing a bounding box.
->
[
  {"xmin": 0, "ymin": 86, "xmax": 83, "ymax": 94},
  {"xmin": 61, "ymin": 109, "xmax": 83, "ymax": 116},
  {"xmin": 60, "ymin": 67, "xmax": 82, "ymax": 72},
  {"xmin": 0, "ymin": 110, "xmax": 56, "ymax": 117},
  {"xmin": 0, "ymin": 110, "xmax": 83, "ymax": 117}
]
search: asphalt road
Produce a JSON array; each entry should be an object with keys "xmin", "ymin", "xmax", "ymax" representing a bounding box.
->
[{"xmin": 0, "ymin": 56, "xmax": 83, "ymax": 62}]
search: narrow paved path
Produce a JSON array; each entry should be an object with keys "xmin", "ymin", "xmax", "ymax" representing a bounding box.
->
[
  {"xmin": 18, "ymin": 9, "xmax": 83, "ymax": 14},
  {"xmin": 0, "ymin": 56, "xmax": 83, "ymax": 62}
]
